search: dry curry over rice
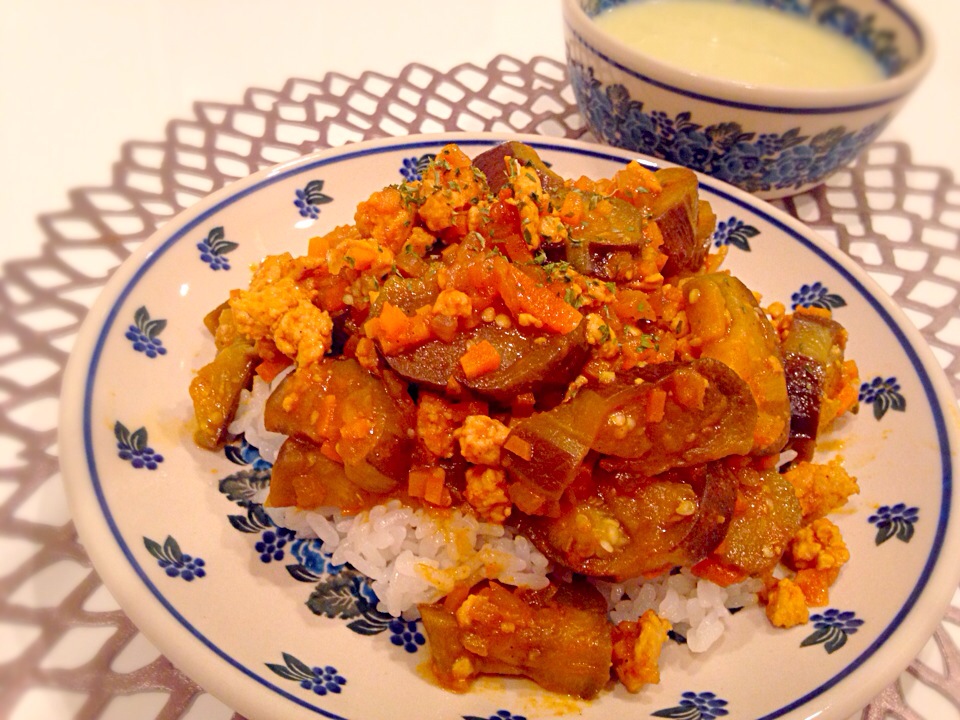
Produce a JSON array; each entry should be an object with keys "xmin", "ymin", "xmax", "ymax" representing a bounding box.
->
[{"xmin": 189, "ymin": 141, "xmax": 861, "ymax": 699}]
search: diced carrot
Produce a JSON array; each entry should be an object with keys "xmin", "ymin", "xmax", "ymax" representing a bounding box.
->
[
  {"xmin": 377, "ymin": 302, "xmax": 410, "ymax": 337},
  {"xmin": 409, "ymin": 466, "xmax": 452, "ymax": 507},
  {"xmin": 340, "ymin": 241, "xmax": 380, "ymax": 271},
  {"xmin": 459, "ymin": 340, "xmax": 501, "ymax": 380},
  {"xmin": 622, "ymin": 160, "xmax": 662, "ymax": 194},
  {"xmin": 671, "ymin": 370, "xmax": 707, "ymax": 410},
  {"xmin": 503, "ymin": 433, "xmax": 532, "ymax": 462},
  {"xmin": 307, "ymin": 234, "xmax": 331, "ymax": 258},
  {"xmin": 690, "ymin": 556, "xmax": 748, "ymax": 587},
  {"xmin": 407, "ymin": 467, "xmax": 431, "ymax": 498},
  {"xmin": 255, "ymin": 357, "xmax": 292, "ymax": 384},
  {"xmin": 492, "ymin": 256, "xmax": 582, "ymax": 334},
  {"xmin": 366, "ymin": 301, "xmax": 432, "ymax": 355},
  {"xmin": 422, "ymin": 467, "xmax": 452, "ymax": 507},
  {"xmin": 793, "ymin": 568, "xmax": 832, "ymax": 606},
  {"xmin": 308, "ymin": 224, "xmax": 355, "ymax": 258},
  {"xmin": 438, "ymin": 143, "xmax": 473, "ymax": 169},
  {"xmin": 319, "ymin": 440, "xmax": 343, "ymax": 464},
  {"xmin": 645, "ymin": 388, "xmax": 667, "ymax": 423},
  {"xmin": 558, "ymin": 191, "xmax": 584, "ymax": 226},
  {"xmin": 313, "ymin": 395, "xmax": 338, "ymax": 439},
  {"xmin": 795, "ymin": 304, "xmax": 834, "ymax": 320},
  {"xmin": 573, "ymin": 175, "xmax": 596, "ymax": 192}
]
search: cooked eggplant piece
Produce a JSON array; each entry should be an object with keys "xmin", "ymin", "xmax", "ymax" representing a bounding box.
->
[
  {"xmin": 651, "ymin": 167, "xmax": 713, "ymax": 278},
  {"xmin": 264, "ymin": 358, "xmax": 415, "ymax": 494},
  {"xmin": 201, "ymin": 299, "xmax": 231, "ymax": 338},
  {"xmin": 189, "ymin": 339, "xmax": 258, "ymax": 449},
  {"xmin": 419, "ymin": 579, "xmax": 612, "ymax": 699},
  {"xmin": 783, "ymin": 361, "xmax": 820, "ymax": 463},
  {"xmin": 264, "ymin": 362, "xmax": 333, "ymax": 445},
  {"xmin": 683, "ymin": 273, "xmax": 791, "ymax": 457},
  {"xmin": 516, "ymin": 461, "xmax": 738, "ymax": 580},
  {"xmin": 385, "ymin": 319, "xmax": 589, "ymax": 403},
  {"xmin": 501, "ymin": 358, "xmax": 755, "ymax": 508},
  {"xmin": 371, "ymin": 261, "xmax": 581, "ymax": 393},
  {"xmin": 472, "ymin": 141, "xmax": 564, "ymax": 196},
  {"xmin": 564, "ymin": 192, "xmax": 651, "ymax": 281},
  {"xmin": 266, "ymin": 436, "xmax": 379, "ymax": 513},
  {"xmin": 705, "ymin": 465, "xmax": 803, "ymax": 576},
  {"xmin": 592, "ymin": 357, "xmax": 758, "ymax": 475},
  {"xmin": 375, "ymin": 270, "xmax": 442, "ymax": 313},
  {"xmin": 782, "ymin": 312, "xmax": 851, "ymax": 462},
  {"xmin": 501, "ymin": 388, "xmax": 611, "ymax": 502}
]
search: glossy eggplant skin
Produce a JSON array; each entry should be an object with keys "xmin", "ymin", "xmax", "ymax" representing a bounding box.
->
[
  {"xmin": 368, "ymin": 252, "xmax": 591, "ymax": 403},
  {"xmin": 683, "ymin": 273, "xmax": 791, "ymax": 457},
  {"xmin": 472, "ymin": 141, "xmax": 565, "ymax": 196},
  {"xmin": 189, "ymin": 339, "xmax": 258, "ymax": 449},
  {"xmin": 782, "ymin": 312, "xmax": 851, "ymax": 462},
  {"xmin": 706, "ymin": 466, "xmax": 803, "ymax": 576},
  {"xmin": 516, "ymin": 461, "xmax": 738, "ymax": 581},
  {"xmin": 499, "ymin": 357, "xmax": 757, "ymax": 505},
  {"xmin": 564, "ymin": 193, "xmax": 652, "ymax": 282},
  {"xmin": 266, "ymin": 436, "xmax": 378, "ymax": 513},
  {"xmin": 650, "ymin": 167, "xmax": 714, "ymax": 278},
  {"xmin": 593, "ymin": 357, "xmax": 758, "ymax": 475},
  {"xmin": 384, "ymin": 316, "xmax": 590, "ymax": 403},
  {"xmin": 264, "ymin": 358, "xmax": 415, "ymax": 495},
  {"xmin": 419, "ymin": 579, "xmax": 613, "ymax": 699}
]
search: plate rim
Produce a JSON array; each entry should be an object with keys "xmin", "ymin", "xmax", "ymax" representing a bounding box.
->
[{"xmin": 59, "ymin": 131, "xmax": 960, "ymax": 720}]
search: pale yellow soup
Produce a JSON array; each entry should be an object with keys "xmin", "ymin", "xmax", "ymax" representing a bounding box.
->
[{"xmin": 594, "ymin": 0, "xmax": 887, "ymax": 89}]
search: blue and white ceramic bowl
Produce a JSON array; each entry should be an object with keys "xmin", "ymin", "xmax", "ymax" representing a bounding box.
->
[{"xmin": 563, "ymin": 0, "xmax": 934, "ymax": 199}]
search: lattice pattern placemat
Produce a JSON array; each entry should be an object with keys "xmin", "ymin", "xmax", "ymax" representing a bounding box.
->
[{"xmin": 0, "ymin": 55, "xmax": 958, "ymax": 720}]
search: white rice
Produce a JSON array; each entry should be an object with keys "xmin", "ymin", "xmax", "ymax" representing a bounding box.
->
[
  {"xmin": 267, "ymin": 501, "xmax": 552, "ymax": 618},
  {"xmin": 595, "ymin": 570, "xmax": 763, "ymax": 652},
  {"xmin": 232, "ymin": 375, "xmax": 759, "ymax": 651},
  {"xmin": 228, "ymin": 367, "xmax": 292, "ymax": 464}
]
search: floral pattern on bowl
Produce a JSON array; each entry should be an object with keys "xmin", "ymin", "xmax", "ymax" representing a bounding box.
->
[
  {"xmin": 563, "ymin": 0, "xmax": 933, "ymax": 197},
  {"xmin": 569, "ymin": 59, "xmax": 889, "ymax": 195}
]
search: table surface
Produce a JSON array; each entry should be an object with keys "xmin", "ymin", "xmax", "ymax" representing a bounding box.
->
[{"xmin": 1, "ymin": 2, "xmax": 959, "ymax": 719}]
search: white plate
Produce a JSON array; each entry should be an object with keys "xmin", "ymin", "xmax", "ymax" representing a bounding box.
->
[{"xmin": 60, "ymin": 132, "xmax": 960, "ymax": 720}]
